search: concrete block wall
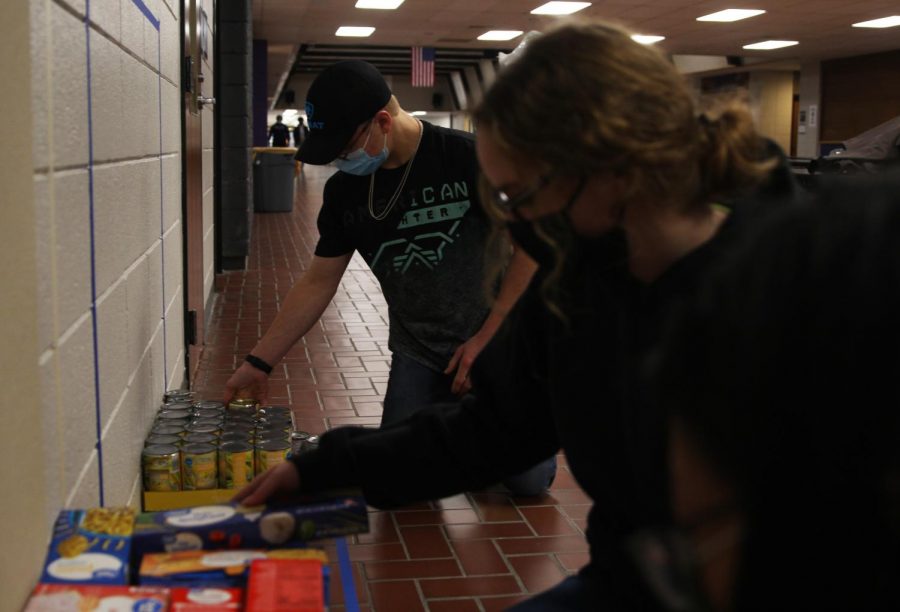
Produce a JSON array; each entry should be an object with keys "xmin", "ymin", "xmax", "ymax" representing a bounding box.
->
[{"xmin": 29, "ymin": 0, "xmax": 184, "ymax": 548}]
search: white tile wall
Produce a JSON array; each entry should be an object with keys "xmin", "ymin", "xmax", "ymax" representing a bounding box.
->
[
  {"xmin": 92, "ymin": 0, "xmax": 122, "ymax": 42},
  {"xmin": 30, "ymin": 0, "xmax": 49, "ymax": 171},
  {"xmin": 24, "ymin": 19, "xmax": 223, "ymax": 598},
  {"xmin": 51, "ymin": 2, "xmax": 89, "ymax": 169},
  {"xmin": 162, "ymin": 154, "xmax": 182, "ymax": 230},
  {"xmin": 91, "ymin": 35, "xmax": 125, "ymax": 163},
  {"xmin": 30, "ymin": 0, "xmax": 194, "ymax": 520},
  {"xmin": 54, "ymin": 171, "xmax": 93, "ymax": 334},
  {"xmin": 96, "ymin": 281, "xmax": 129, "ymax": 425},
  {"xmin": 56, "ymin": 319, "xmax": 101, "ymax": 504}
]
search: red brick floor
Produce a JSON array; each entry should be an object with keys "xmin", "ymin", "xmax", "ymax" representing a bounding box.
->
[{"xmin": 193, "ymin": 166, "xmax": 591, "ymax": 611}]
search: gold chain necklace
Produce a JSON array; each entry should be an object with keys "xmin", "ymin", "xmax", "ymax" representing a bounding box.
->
[{"xmin": 368, "ymin": 119, "xmax": 423, "ymax": 221}]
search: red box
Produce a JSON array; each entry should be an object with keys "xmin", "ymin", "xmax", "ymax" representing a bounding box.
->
[
  {"xmin": 170, "ymin": 587, "xmax": 243, "ymax": 610},
  {"xmin": 24, "ymin": 584, "xmax": 168, "ymax": 611},
  {"xmin": 246, "ymin": 559, "xmax": 324, "ymax": 612}
]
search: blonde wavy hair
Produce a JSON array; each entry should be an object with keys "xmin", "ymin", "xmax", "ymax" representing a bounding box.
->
[{"xmin": 472, "ymin": 19, "xmax": 776, "ymax": 319}]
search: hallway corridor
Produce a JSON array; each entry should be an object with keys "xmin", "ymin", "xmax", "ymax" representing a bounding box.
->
[{"xmin": 192, "ymin": 166, "xmax": 590, "ymax": 611}]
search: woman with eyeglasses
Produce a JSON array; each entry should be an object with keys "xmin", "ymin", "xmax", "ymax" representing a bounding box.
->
[{"xmin": 235, "ymin": 19, "xmax": 797, "ymax": 610}]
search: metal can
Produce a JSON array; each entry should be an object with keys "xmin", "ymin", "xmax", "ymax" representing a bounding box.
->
[
  {"xmin": 194, "ymin": 400, "xmax": 226, "ymax": 411},
  {"xmin": 305, "ymin": 435, "xmax": 320, "ymax": 452},
  {"xmin": 258, "ymin": 420, "xmax": 292, "ymax": 433},
  {"xmin": 256, "ymin": 430, "xmax": 290, "ymax": 446},
  {"xmin": 194, "ymin": 408, "xmax": 225, "ymax": 420},
  {"xmin": 142, "ymin": 444, "xmax": 181, "ymax": 491},
  {"xmin": 164, "ymin": 389, "xmax": 194, "ymax": 403},
  {"xmin": 290, "ymin": 431, "xmax": 311, "ymax": 456},
  {"xmin": 258, "ymin": 405, "xmax": 291, "ymax": 417},
  {"xmin": 161, "ymin": 401, "xmax": 193, "ymax": 413},
  {"xmin": 218, "ymin": 441, "xmax": 255, "ymax": 489},
  {"xmin": 223, "ymin": 419, "xmax": 255, "ymax": 431},
  {"xmin": 158, "ymin": 409, "xmax": 192, "ymax": 421},
  {"xmin": 191, "ymin": 417, "xmax": 225, "ymax": 429},
  {"xmin": 220, "ymin": 430, "xmax": 254, "ymax": 445},
  {"xmin": 184, "ymin": 432, "xmax": 218, "ymax": 445},
  {"xmin": 255, "ymin": 440, "xmax": 290, "ymax": 473},
  {"xmin": 185, "ymin": 423, "xmax": 220, "ymax": 436},
  {"xmin": 181, "ymin": 443, "xmax": 217, "ymax": 490},
  {"xmin": 228, "ymin": 398, "xmax": 258, "ymax": 411},
  {"xmin": 145, "ymin": 434, "xmax": 182, "ymax": 447},
  {"xmin": 151, "ymin": 423, "xmax": 185, "ymax": 437}
]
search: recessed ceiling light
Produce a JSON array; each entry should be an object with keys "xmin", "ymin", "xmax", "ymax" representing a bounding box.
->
[
  {"xmin": 743, "ymin": 40, "xmax": 799, "ymax": 50},
  {"xmin": 852, "ymin": 15, "xmax": 900, "ymax": 28},
  {"xmin": 697, "ymin": 9, "xmax": 766, "ymax": 22},
  {"xmin": 336, "ymin": 26, "xmax": 375, "ymax": 37},
  {"xmin": 478, "ymin": 30, "xmax": 524, "ymax": 41},
  {"xmin": 632, "ymin": 34, "xmax": 665, "ymax": 45},
  {"xmin": 355, "ymin": 0, "xmax": 405, "ymax": 9},
  {"xmin": 410, "ymin": 111, "xmax": 427, "ymax": 116},
  {"xmin": 531, "ymin": 2, "xmax": 591, "ymax": 15}
]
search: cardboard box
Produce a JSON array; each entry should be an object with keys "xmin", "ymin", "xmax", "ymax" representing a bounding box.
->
[
  {"xmin": 24, "ymin": 585, "xmax": 168, "ymax": 611},
  {"xmin": 140, "ymin": 548, "xmax": 328, "ymax": 588},
  {"xmin": 144, "ymin": 490, "xmax": 236, "ymax": 512},
  {"xmin": 40, "ymin": 507, "xmax": 135, "ymax": 585},
  {"xmin": 132, "ymin": 495, "xmax": 367, "ymax": 562},
  {"xmin": 170, "ymin": 587, "xmax": 244, "ymax": 610},
  {"xmin": 246, "ymin": 559, "xmax": 324, "ymax": 612}
]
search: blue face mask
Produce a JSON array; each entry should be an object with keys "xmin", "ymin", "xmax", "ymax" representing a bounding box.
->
[{"xmin": 334, "ymin": 128, "xmax": 389, "ymax": 176}]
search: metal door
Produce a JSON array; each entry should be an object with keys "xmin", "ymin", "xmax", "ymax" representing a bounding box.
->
[{"xmin": 182, "ymin": 0, "xmax": 214, "ymax": 383}]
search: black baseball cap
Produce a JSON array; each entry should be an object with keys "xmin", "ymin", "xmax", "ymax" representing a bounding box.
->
[{"xmin": 296, "ymin": 61, "xmax": 392, "ymax": 165}]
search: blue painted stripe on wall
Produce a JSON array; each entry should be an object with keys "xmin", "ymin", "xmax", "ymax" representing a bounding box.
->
[
  {"xmin": 130, "ymin": 0, "xmax": 160, "ymax": 31},
  {"xmin": 157, "ymin": 30, "xmax": 169, "ymax": 391},
  {"xmin": 84, "ymin": 0, "xmax": 105, "ymax": 506}
]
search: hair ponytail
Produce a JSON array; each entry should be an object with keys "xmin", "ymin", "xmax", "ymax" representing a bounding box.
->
[{"xmin": 696, "ymin": 107, "xmax": 776, "ymax": 204}]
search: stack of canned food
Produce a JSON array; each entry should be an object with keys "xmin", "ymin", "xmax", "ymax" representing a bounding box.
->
[{"xmin": 142, "ymin": 390, "xmax": 319, "ymax": 493}]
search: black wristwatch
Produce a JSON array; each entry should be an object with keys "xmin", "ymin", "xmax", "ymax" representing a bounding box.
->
[{"xmin": 245, "ymin": 354, "xmax": 274, "ymax": 375}]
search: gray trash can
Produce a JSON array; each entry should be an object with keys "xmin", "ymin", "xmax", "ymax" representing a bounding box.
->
[{"xmin": 253, "ymin": 151, "xmax": 295, "ymax": 212}]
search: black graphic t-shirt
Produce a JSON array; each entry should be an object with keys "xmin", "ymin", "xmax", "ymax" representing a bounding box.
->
[{"xmin": 315, "ymin": 122, "xmax": 490, "ymax": 372}]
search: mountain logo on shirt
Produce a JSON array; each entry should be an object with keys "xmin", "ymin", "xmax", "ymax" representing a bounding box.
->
[{"xmin": 370, "ymin": 184, "xmax": 472, "ymax": 273}]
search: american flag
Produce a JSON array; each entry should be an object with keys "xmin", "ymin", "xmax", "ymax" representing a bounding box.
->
[{"xmin": 411, "ymin": 46, "xmax": 435, "ymax": 87}]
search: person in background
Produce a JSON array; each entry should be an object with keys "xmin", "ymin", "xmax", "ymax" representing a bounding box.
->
[
  {"xmin": 641, "ymin": 174, "xmax": 900, "ymax": 612},
  {"xmin": 268, "ymin": 114, "xmax": 290, "ymax": 147},
  {"xmin": 234, "ymin": 20, "xmax": 796, "ymax": 610},
  {"xmin": 225, "ymin": 60, "xmax": 555, "ymax": 497},
  {"xmin": 293, "ymin": 117, "xmax": 309, "ymax": 148}
]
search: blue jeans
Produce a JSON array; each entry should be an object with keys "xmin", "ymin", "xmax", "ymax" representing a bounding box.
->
[{"xmin": 383, "ymin": 352, "xmax": 557, "ymax": 497}]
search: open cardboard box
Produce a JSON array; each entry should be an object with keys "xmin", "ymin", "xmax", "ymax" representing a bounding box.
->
[{"xmin": 143, "ymin": 489, "xmax": 237, "ymax": 512}]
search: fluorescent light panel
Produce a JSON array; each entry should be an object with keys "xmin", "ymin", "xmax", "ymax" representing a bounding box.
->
[
  {"xmin": 410, "ymin": 111, "xmax": 427, "ymax": 116},
  {"xmin": 531, "ymin": 2, "xmax": 591, "ymax": 15},
  {"xmin": 632, "ymin": 34, "xmax": 665, "ymax": 44},
  {"xmin": 336, "ymin": 26, "xmax": 375, "ymax": 37},
  {"xmin": 478, "ymin": 30, "xmax": 524, "ymax": 41},
  {"xmin": 355, "ymin": 0, "xmax": 405, "ymax": 9},
  {"xmin": 852, "ymin": 16, "xmax": 900, "ymax": 28},
  {"xmin": 697, "ymin": 9, "xmax": 765, "ymax": 22},
  {"xmin": 743, "ymin": 40, "xmax": 798, "ymax": 50}
]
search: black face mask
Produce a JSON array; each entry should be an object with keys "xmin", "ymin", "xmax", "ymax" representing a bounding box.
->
[{"xmin": 504, "ymin": 176, "xmax": 587, "ymax": 268}]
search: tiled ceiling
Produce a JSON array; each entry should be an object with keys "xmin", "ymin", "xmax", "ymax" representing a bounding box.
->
[{"xmin": 253, "ymin": 0, "xmax": 900, "ymax": 102}]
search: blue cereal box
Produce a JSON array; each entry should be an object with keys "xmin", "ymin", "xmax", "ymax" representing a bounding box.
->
[
  {"xmin": 132, "ymin": 494, "xmax": 368, "ymax": 561},
  {"xmin": 40, "ymin": 507, "xmax": 136, "ymax": 585}
]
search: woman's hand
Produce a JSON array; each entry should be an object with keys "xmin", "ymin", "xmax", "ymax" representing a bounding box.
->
[{"xmin": 232, "ymin": 461, "xmax": 300, "ymax": 506}]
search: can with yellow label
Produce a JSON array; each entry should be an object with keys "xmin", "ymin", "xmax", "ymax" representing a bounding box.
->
[
  {"xmin": 255, "ymin": 439, "xmax": 290, "ymax": 474},
  {"xmin": 218, "ymin": 441, "xmax": 255, "ymax": 489},
  {"xmin": 142, "ymin": 444, "xmax": 181, "ymax": 492},
  {"xmin": 181, "ymin": 442, "xmax": 217, "ymax": 490}
]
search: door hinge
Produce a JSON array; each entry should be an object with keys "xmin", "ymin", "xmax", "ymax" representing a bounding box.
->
[{"xmin": 186, "ymin": 310, "xmax": 198, "ymax": 345}]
